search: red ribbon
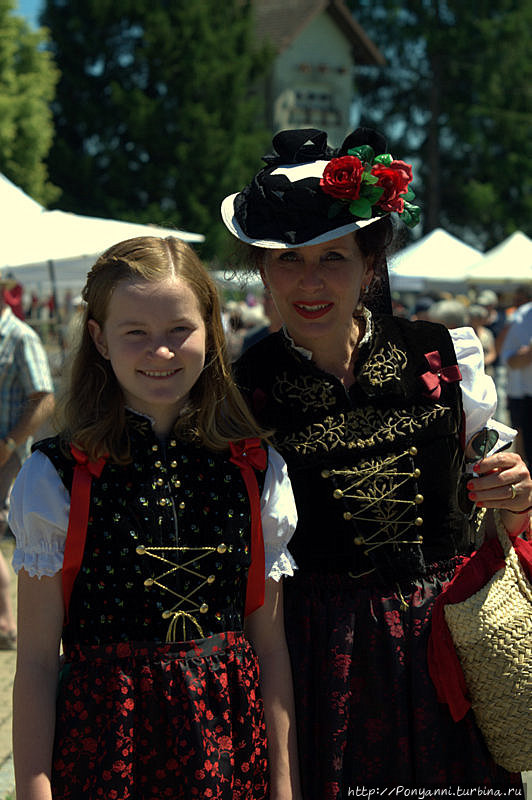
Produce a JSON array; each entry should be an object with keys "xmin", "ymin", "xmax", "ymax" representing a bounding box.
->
[
  {"xmin": 62, "ymin": 445, "xmax": 107, "ymax": 621},
  {"xmin": 229, "ymin": 438, "xmax": 267, "ymax": 617},
  {"xmin": 420, "ymin": 351, "xmax": 462, "ymax": 400}
]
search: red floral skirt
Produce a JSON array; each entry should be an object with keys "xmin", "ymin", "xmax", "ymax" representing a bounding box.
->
[
  {"xmin": 284, "ymin": 567, "xmax": 523, "ymax": 800},
  {"xmin": 52, "ymin": 632, "xmax": 268, "ymax": 799}
]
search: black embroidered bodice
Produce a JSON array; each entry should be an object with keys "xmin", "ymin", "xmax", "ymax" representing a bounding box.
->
[
  {"xmin": 35, "ymin": 412, "xmax": 265, "ymax": 646},
  {"xmin": 235, "ymin": 315, "xmax": 477, "ymax": 583}
]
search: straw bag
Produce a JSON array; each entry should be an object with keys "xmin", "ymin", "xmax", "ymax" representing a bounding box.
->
[{"xmin": 443, "ymin": 510, "xmax": 532, "ymax": 773}]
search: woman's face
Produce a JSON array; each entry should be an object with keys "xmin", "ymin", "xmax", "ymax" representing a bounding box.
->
[{"xmin": 261, "ymin": 233, "xmax": 373, "ymax": 351}]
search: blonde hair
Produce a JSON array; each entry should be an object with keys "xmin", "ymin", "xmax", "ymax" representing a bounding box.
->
[{"xmin": 57, "ymin": 236, "xmax": 269, "ymax": 462}]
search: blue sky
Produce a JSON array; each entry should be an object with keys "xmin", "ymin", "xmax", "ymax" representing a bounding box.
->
[{"xmin": 16, "ymin": 0, "xmax": 42, "ymax": 28}]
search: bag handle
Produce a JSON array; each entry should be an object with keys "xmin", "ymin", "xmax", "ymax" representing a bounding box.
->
[{"xmin": 493, "ymin": 509, "xmax": 532, "ymax": 604}]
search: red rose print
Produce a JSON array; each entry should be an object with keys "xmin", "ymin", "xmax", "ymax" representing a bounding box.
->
[
  {"xmin": 218, "ymin": 735, "xmax": 233, "ymax": 751},
  {"xmin": 372, "ymin": 160, "xmax": 413, "ymax": 213},
  {"xmin": 320, "ymin": 155, "xmax": 364, "ymax": 200},
  {"xmin": 384, "ymin": 609, "xmax": 404, "ymax": 638},
  {"xmin": 82, "ymin": 737, "xmax": 98, "ymax": 754}
]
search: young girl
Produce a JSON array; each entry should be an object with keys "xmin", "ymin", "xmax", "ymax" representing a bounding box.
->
[{"xmin": 11, "ymin": 236, "xmax": 301, "ymax": 799}]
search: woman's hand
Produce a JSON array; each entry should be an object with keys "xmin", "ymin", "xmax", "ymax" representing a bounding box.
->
[{"xmin": 467, "ymin": 451, "xmax": 532, "ymax": 535}]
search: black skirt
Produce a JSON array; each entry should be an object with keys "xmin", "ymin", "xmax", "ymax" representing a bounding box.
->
[
  {"xmin": 52, "ymin": 632, "xmax": 268, "ymax": 799},
  {"xmin": 284, "ymin": 566, "xmax": 523, "ymax": 799}
]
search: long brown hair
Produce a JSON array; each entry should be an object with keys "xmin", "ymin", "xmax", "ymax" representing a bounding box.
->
[{"xmin": 57, "ymin": 236, "xmax": 269, "ymax": 462}]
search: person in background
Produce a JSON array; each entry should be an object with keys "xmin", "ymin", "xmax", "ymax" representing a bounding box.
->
[
  {"xmin": 11, "ymin": 236, "xmax": 301, "ymax": 799},
  {"xmin": 222, "ymin": 126, "xmax": 532, "ymax": 796},
  {"xmin": 242, "ymin": 287, "xmax": 283, "ymax": 352},
  {"xmin": 468, "ymin": 304, "xmax": 497, "ymax": 375},
  {"xmin": 427, "ymin": 298, "xmax": 470, "ymax": 329},
  {"xmin": 0, "ymin": 272, "xmax": 54, "ymax": 649},
  {"xmin": 409, "ymin": 294, "xmax": 435, "ymax": 321},
  {"xmin": 495, "ymin": 287, "xmax": 532, "ymax": 463},
  {"xmin": 500, "ymin": 299, "xmax": 532, "ymax": 466},
  {"xmin": 3, "ymin": 275, "xmax": 26, "ymax": 321},
  {"xmin": 477, "ymin": 289, "xmax": 505, "ymax": 346}
]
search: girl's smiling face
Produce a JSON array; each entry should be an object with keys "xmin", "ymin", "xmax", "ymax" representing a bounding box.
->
[
  {"xmin": 261, "ymin": 233, "xmax": 373, "ymax": 351},
  {"xmin": 88, "ymin": 276, "xmax": 206, "ymax": 435}
]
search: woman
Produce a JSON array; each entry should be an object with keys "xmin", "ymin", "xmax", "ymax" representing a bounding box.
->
[{"xmin": 221, "ymin": 128, "xmax": 532, "ymax": 796}]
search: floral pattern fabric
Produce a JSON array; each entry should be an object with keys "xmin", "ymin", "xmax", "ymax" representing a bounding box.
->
[
  {"xmin": 284, "ymin": 567, "xmax": 522, "ymax": 799},
  {"xmin": 52, "ymin": 632, "xmax": 268, "ymax": 799}
]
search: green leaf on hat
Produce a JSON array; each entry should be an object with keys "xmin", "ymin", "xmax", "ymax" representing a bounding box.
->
[
  {"xmin": 374, "ymin": 153, "xmax": 393, "ymax": 166},
  {"xmin": 347, "ymin": 145, "xmax": 375, "ymax": 164},
  {"xmin": 362, "ymin": 172, "xmax": 379, "ymax": 185},
  {"xmin": 349, "ymin": 198, "xmax": 372, "ymax": 218},
  {"xmin": 401, "ymin": 189, "xmax": 416, "ymax": 201},
  {"xmin": 401, "ymin": 201, "xmax": 421, "ymax": 228},
  {"xmin": 360, "ymin": 185, "xmax": 384, "ymax": 204}
]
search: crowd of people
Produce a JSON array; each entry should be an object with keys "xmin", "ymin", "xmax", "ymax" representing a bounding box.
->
[{"xmin": 1, "ymin": 125, "xmax": 531, "ymax": 799}]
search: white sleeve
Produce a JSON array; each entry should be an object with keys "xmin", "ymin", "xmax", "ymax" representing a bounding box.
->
[
  {"xmin": 8, "ymin": 451, "xmax": 70, "ymax": 578},
  {"xmin": 450, "ymin": 327, "xmax": 516, "ymax": 454},
  {"xmin": 260, "ymin": 446, "xmax": 298, "ymax": 582}
]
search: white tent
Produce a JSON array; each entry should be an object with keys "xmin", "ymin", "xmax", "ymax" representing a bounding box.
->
[
  {"xmin": 389, "ymin": 228, "xmax": 483, "ymax": 292},
  {"xmin": 1, "ymin": 173, "xmax": 204, "ymax": 294},
  {"xmin": 465, "ymin": 231, "xmax": 532, "ymax": 286}
]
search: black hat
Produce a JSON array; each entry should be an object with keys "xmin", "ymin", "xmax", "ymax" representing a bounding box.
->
[{"xmin": 221, "ymin": 128, "xmax": 419, "ymax": 249}]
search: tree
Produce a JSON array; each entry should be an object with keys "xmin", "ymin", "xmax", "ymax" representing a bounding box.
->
[
  {"xmin": 42, "ymin": 0, "xmax": 273, "ymax": 258},
  {"xmin": 347, "ymin": 0, "xmax": 532, "ymax": 249},
  {"xmin": 0, "ymin": 0, "xmax": 59, "ymax": 204}
]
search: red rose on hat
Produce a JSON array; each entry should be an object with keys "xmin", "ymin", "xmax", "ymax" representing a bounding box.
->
[
  {"xmin": 372, "ymin": 160, "xmax": 413, "ymax": 213},
  {"xmin": 320, "ymin": 155, "xmax": 364, "ymax": 200}
]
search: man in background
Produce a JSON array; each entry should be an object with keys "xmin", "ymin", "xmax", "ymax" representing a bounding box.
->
[
  {"xmin": 0, "ymin": 273, "xmax": 54, "ymax": 648},
  {"xmin": 500, "ymin": 297, "xmax": 532, "ymax": 466}
]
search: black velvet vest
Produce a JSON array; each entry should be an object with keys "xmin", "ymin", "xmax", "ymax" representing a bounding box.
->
[
  {"xmin": 235, "ymin": 315, "xmax": 478, "ymax": 583},
  {"xmin": 35, "ymin": 412, "xmax": 266, "ymax": 646}
]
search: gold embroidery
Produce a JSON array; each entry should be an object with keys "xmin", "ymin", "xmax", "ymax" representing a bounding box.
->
[
  {"xmin": 273, "ymin": 373, "xmax": 337, "ymax": 413},
  {"xmin": 136, "ymin": 544, "xmax": 218, "ymax": 641},
  {"xmin": 326, "ymin": 450, "xmax": 423, "ymax": 554},
  {"xmin": 359, "ymin": 343, "xmax": 408, "ymax": 386},
  {"xmin": 278, "ymin": 404, "xmax": 449, "ymax": 455}
]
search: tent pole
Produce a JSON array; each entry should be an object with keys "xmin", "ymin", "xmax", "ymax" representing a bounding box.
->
[{"xmin": 47, "ymin": 259, "xmax": 65, "ymax": 354}]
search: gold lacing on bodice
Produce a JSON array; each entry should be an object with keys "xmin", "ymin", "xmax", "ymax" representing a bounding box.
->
[
  {"xmin": 322, "ymin": 446, "xmax": 424, "ymax": 565},
  {"xmin": 136, "ymin": 542, "xmax": 228, "ymax": 642}
]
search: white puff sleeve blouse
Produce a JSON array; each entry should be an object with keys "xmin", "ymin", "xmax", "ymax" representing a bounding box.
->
[{"xmin": 450, "ymin": 326, "xmax": 516, "ymax": 454}]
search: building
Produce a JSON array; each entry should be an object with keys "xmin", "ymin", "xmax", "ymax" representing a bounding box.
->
[{"xmin": 253, "ymin": 0, "xmax": 384, "ymax": 146}]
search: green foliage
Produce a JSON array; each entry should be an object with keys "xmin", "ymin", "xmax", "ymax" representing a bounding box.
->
[
  {"xmin": 42, "ymin": 0, "xmax": 273, "ymax": 258},
  {"xmin": 346, "ymin": 0, "xmax": 532, "ymax": 249},
  {"xmin": 0, "ymin": 0, "xmax": 59, "ymax": 204}
]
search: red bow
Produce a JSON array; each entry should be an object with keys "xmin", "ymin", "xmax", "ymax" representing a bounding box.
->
[
  {"xmin": 420, "ymin": 351, "xmax": 462, "ymax": 400},
  {"xmin": 70, "ymin": 444, "xmax": 108, "ymax": 477},
  {"xmin": 229, "ymin": 438, "xmax": 267, "ymax": 472}
]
